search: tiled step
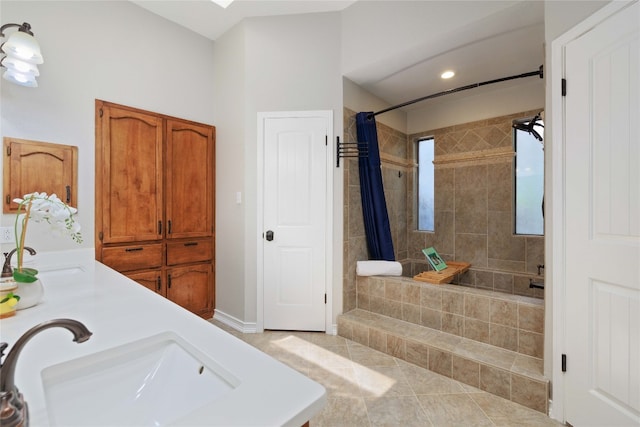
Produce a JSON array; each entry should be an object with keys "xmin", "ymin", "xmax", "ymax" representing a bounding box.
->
[
  {"xmin": 355, "ymin": 275, "xmax": 545, "ymax": 359},
  {"xmin": 338, "ymin": 309, "xmax": 549, "ymax": 414}
]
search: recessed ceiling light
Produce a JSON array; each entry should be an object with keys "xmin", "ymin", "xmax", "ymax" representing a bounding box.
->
[
  {"xmin": 441, "ymin": 70, "xmax": 455, "ymax": 79},
  {"xmin": 211, "ymin": 0, "xmax": 234, "ymax": 8}
]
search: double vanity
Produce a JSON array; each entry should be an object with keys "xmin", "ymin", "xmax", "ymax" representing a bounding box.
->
[{"xmin": 0, "ymin": 249, "xmax": 326, "ymax": 426}]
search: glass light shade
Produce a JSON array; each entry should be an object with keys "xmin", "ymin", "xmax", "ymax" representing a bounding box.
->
[
  {"xmin": 1, "ymin": 56, "xmax": 39, "ymax": 76},
  {"xmin": 1, "ymin": 30, "xmax": 43, "ymax": 64},
  {"xmin": 3, "ymin": 68, "xmax": 38, "ymax": 87}
]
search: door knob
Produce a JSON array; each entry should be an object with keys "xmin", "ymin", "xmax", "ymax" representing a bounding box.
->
[{"xmin": 265, "ymin": 230, "xmax": 274, "ymax": 241}]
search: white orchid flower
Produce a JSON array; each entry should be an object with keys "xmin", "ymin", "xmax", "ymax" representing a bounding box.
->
[{"xmin": 12, "ymin": 192, "xmax": 83, "ymax": 282}]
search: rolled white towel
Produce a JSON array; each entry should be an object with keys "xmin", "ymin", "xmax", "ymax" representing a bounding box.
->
[{"xmin": 356, "ymin": 260, "xmax": 403, "ymax": 277}]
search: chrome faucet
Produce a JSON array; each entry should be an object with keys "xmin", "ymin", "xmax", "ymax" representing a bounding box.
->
[
  {"xmin": 0, "ymin": 319, "xmax": 93, "ymax": 427},
  {"xmin": 1, "ymin": 247, "xmax": 37, "ymax": 278}
]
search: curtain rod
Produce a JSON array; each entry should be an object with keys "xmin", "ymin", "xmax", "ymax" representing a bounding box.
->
[{"xmin": 368, "ymin": 65, "xmax": 544, "ymax": 120}]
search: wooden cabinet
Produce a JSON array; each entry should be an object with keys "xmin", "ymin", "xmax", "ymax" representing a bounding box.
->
[
  {"xmin": 95, "ymin": 100, "xmax": 215, "ymax": 318},
  {"xmin": 3, "ymin": 137, "xmax": 78, "ymax": 213}
]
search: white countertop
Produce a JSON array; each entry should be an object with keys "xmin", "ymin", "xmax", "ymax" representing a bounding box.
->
[{"xmin": 0, "ymin": 249, "xmax": 326, "ymax": 426}]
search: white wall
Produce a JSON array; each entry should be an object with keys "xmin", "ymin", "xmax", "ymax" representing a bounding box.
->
[
  {"xmin": 0, "ymin": 1, "xmax": 215, "ymax": 254},
  {"xmin": 343, "ymin": 77, "xmax": 407, "ymax": 132},
  {"xmin": 406, "ymin": 79, "xmax": 544, "ymax": 133},
  {"xmin": 213, "ymin": 12, "xmax": 344, "ymax": 326},
  {"xmin": 212, "ymin": 23, "xmax": 247, "ymax": 323}
]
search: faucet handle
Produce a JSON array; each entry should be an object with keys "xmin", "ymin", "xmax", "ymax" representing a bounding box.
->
[
  {"xmin": 1, "ymin": 252, "xmax": 13, "ymax": 278},
  {"xmin": 0, "ymin": 342, "xmax": 7, "ymax": 361},
  {"xmin": 0, "ymin": 388, "xmax": 27, "ymax": 427}
]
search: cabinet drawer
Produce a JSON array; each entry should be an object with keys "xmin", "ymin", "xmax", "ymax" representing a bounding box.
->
[
  {"xmin": 102, "ymin": 244, "xmax": 163, "ymax": 272},
  {"xmin": 166, "ymin": 240, "xmax": 212, "ymax": 266}
]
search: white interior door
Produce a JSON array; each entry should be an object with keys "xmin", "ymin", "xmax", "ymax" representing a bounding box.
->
[
  {"xmin": 564, "ymin": 2, "xmax": 639, "ymax": 425},
  {"xmin": 262, "ymin": 113, "xmax": 330, "ymax": 331}
]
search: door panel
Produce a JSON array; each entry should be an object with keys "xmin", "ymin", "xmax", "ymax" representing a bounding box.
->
[
  {"xmin": 165, "ymin": 120, "xmax": 214, "ymax": 239},
  {"xmin": 167, "ymin": 264, "xmax": 212, "ymax": 316},
  {"xmin": 564, "ymin": 3, "xmax": 640, "ymax": 424},
  {"xmin": 101, "ymin": 107, "xmax": 163, "ymax": 243},
  {"xmin": 263, "ymin": 115, "xmax": 328, "ymax": 331},
  {"xmin": 127, "ymin": 270, "xmax": 163, "ymax": 295}
]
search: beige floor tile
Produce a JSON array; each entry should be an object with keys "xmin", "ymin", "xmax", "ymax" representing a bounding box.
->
[
  {"xmin": 417, "ymin": 393, "xmax": 494, "ymax": 426},
  {"xmin": 307, "ymin": 365, "xmax": 362, "ymax": 398},
  {"xmin": 470, "ymin": 393, "xmax": 563, "ymax": 426},
  {"xmin": 511, "ymin": 353, "xmax": 545, "ymax": 381},
  {"xmin": 308, "ymin": 332, "xmax": 349, "ymax": 347},
  {"xmin": 305, "ymin": 345, "xmax": 354, "ymax": 369},
  {"xmin": 353, "ymin": 364, "xmax": 414, "ymax": 398},
  {"xmin": 310, "ymin": 396, "xmax": 370, "ymax": 427},
  {"xmin": 456, "ymin": 339, "xmax": 516, "ymax": 370},
  {"xmin": 364, "ymin": 396, "xmax": 433, "ymax": 426},
  {"xmin": 348, "ymin": 343, "xmax": 399, "ymax": 367},
  {"xmin": 210, "ymin": 320, "xmax": 563, "ymax": 427},
  {"xmin": 397, "ymin": 360, "xmax": 466, "ymax": 395}
]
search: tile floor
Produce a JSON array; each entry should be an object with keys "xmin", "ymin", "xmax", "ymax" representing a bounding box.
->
[{"xmin": 210, "ymin": 319, "xmax": 563, "ymax": 426}]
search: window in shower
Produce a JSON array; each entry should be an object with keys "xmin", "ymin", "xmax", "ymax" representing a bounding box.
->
[
  {"xmin": 417, "ymin": 137, "xmax": 435, "ymax": 231},
  {"xmin": 514, "ymin": 119, "xmax": 544, "ymax": 235}
]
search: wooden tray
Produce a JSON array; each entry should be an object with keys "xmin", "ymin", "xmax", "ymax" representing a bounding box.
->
[{"xmin": 413, "ymin": 261, "xmax": 471, "ymax": 285}]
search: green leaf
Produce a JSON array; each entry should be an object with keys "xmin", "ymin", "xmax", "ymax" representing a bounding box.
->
[
  {"xmin": 0, "ymin": 292, "xmax": 20, "ymax": 303},
  {"xmin": 13, "ymin": 268, "xmax": 39, "ymax": 283}
]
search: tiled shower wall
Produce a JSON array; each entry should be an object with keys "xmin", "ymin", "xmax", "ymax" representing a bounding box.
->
[
  {"xmin": 343, "ymin": 108, "xmax": 409, "ymax": 311},
  {"xmin": 343, "ymin": 108, "xmax": 545, "ymax": 313}
]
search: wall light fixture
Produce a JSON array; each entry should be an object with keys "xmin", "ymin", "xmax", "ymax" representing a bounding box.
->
[{"xmin": 0, "ymin": 22, "xmax": 43, "ymax": 87}]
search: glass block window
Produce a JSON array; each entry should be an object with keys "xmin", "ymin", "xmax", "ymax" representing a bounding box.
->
[
  {"xmin": 514, "ymin": 120, "xmax": 544, "ymax": 235},
  {"xmin": 417, "ymin": 137, "xmax": 435, "ymax": 231}
]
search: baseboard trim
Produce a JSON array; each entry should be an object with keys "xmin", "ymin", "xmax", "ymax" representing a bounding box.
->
[
  {"xmin": 330, "ymin": 323, "xmax": 337, "ymax": 335},
  {"xmin": 213, "ymin": 309, "xmax": 258, "ymax": 333}
]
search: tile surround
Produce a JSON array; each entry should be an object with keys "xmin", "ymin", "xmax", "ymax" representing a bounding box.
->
[
  {"xmin": 343, "ymin": 108, "xmax": 546, "ymax": 314},
  {"xmin": 341, "ymin": 275, "xmax": 548, "ymax": 413},
  {"xmin": 340, "ymin": 108, "xmax": 550, "ymax": 416},
  {"xmin": 356, "ymin": 275, "xmax": 544, "ymax": 357}
]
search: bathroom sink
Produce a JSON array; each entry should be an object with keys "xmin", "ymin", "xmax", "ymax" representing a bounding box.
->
[{"xmin": 41, "ymin": 332, "xmax": 240, "ymax": 426}]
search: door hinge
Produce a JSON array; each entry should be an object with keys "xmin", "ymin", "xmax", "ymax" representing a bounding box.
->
[
  {"xmin": 562, "ymin": 78, "xmax": 567, "ymax": 96},
  {"xmin": 325, "ymin": 135, "xmax": 328, "ymax": 146},
  {"xmin": 324, "ymin": 293, "xmax": 327, "ymax": 304},
  {"xmin": 562, "ymin": 354, "xmax": 567, "ymax": 372},
  {"xmin": 98, "ymin": 231, "xmax": 103, "ymax": 241},
  {"xmin": 6, "ymin": 146, "xmax": 10, "ymax": 156},
  {"xmin": 99, "ymin": 108, "xmax": 104, "ymax": 118}
]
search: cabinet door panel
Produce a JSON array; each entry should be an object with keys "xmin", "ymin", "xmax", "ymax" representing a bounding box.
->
[
  {"xmin": 126, "ymin": 270, "xmax": 163, "ymax": 295},
  {"xmin": 3, "ymin": 138, "xmax": 77, "ymax": 213},
  {"xmin": 101, "ymin": 106, "xmax": 163, "ymax": 243},
  {"xmin": 166, "ymin": 264, "xmax": 212, "ymax": 316},
  {"xmin": 165, "ymin": 120, "xmax": 214, "ymax": 239}
]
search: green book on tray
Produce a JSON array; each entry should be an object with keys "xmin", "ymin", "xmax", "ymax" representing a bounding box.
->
[{"xmin": 422, "ymin": 247, "xmax": 448, "ymax": 271}]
